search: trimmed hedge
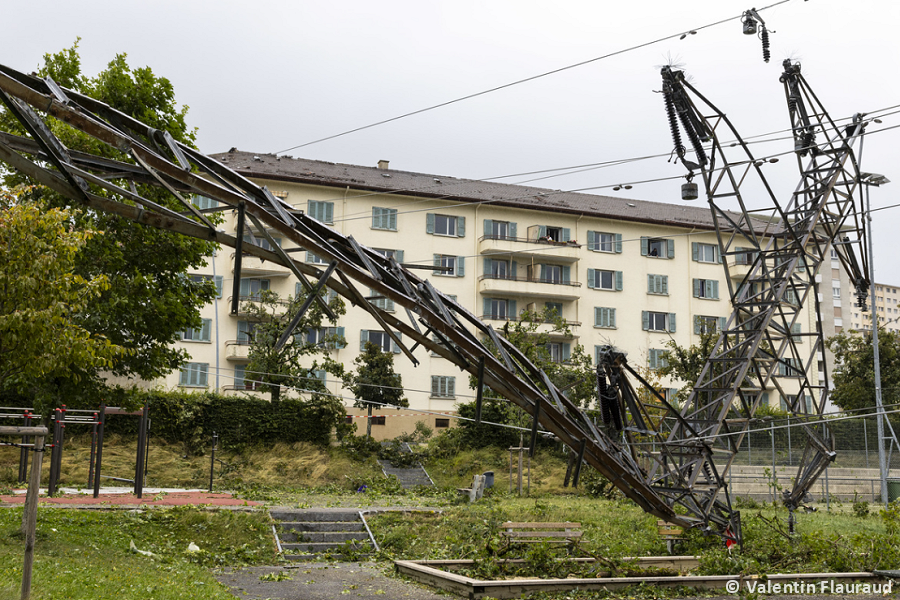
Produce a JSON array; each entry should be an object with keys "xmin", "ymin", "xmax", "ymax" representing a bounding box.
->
[{"xmin": 101, "ymin": 389, "xmax": 345, "ymax": 453}]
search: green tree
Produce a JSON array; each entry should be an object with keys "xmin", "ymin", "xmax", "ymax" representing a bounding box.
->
[
  {"xmin": 0, "ymin": 188, "xmax": 126, "ymax": 394},
  {"xmin": 0, "ymin": 42, "xmax": 218, "ymax": 405},
  {"xmin": 242, "ymin": 288, "xmax": 346, "ymax": 402},
  {"xmin": 826, "ymin": 328, "xmax": 900, "ymax": 413},
  {"xmin": 658, "ymin": 326, "xmax": 719, "ymax": 405},
  {"xmin": 342, "ymin": 342, "xmax": 407, "ymax": 438}
]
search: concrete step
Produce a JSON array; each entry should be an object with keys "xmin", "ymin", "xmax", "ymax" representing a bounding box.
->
[
  {"xmin": 278, "ymin": 521, "xmax": 365, "ymax": 533},
  {"xmin": 278, "ymin": 531, "xmax": 369, "ymax": 543},
  {"xmin": 282, "ymin": 540, "xmax": 372, "ymax": 553},
  {"xmin": 270, "ymin": 509, "xmax": 360, "ymax": 522}
]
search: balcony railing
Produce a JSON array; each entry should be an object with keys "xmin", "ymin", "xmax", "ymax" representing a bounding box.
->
[
  {"xmin": 480, "ymin": 314, "xmax": 581, "ymax": 327},
  {"xmin": 479, "ymin": 274, "xmax": 581, "ymax": 288},
  {"xmin": 479, "ymin": 234, "xmax": 582, "ymax": 248}
]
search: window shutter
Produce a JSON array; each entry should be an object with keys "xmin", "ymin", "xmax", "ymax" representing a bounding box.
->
[
  {"xmin": 389, "ymin": 209, "xmax": 397, "ymax": 230},
  {"xmin": 642, "ymin": 311, "xmax": 650, "ymax": 331},
  {"xmin": 509, "ymin": 300, "xmax": 517, "ymax": 317},
  {"xmin": 509, "ymin": 222, "xmax": 517, "ymax": 238},
  {"xmin": 295, "ymin": 282, "xmax": 303, "ymax": 298},
  {"xmin": 561, "ymin": 266, "xmax": 570, "ymax": 284},
  {"xmin": 433, "ymin": 254, "xmax": 441, "ymax": 275},
  {"xmin": 615, "ymin": 233, "xmax": 622, "ymax": 253},
  {"xmin": 239, "ymin": 279, "xmax": 249, "ymax": 297},
  {"xmin": 431, "ymin": 376, "xmax": 439, "ymax": 396},
  {"xmin": 359, "ymin": 330, "xmax": 369, "ymax": 352},
  {"xmin": 647, "ymin": 275, "xmax": 655, "ymax": 294},
  {"xmin": 392, "ymin": 333, "xmax": 401, "ymax": 354},
  {"xmin": 395, "ymin": 249, "xmax": 404, "ymax": 263},
  {"xmin": 594, "ymin": 307, "xmax": 602, "ymax": 327},
  {"xmin": 692, "ymin": 242, "xmax": 699, "ymax": 261},
  {"xmin": 667, "ymin": 239, "xmax": 675, "ymax": 258},
  {"xmin": 615, "ymin": 271, "xmax": 623, "ymax": 291},
  {"xmin": 457, "ymin": 216, "xmax": 466, "ymax": 237},
  {"xmin": 694, "ymin": 316, "xmax": 702, "ymax": 335},
  {"xmin": 371, "ymin": 209, "xmax": 378, "ymax": 229},
  {"xmin": 641, "ymin": 237, "xmax": 649, "ymax": 256},
  {"xmin": 718, "ymin": 247, "xmax": 723, "ymax": 263},
  {"xmin": 200, "ymin": 319, "xmax": 211, "ymax": 341},
  {"xmin": 426, "ymin": 213, "xmax": 435, "ymax": 234},
  {"xmin": 711, "ymin": 280, "xmax": 719, "ymax": 299},
  {"xmin": 693, "ymin": 279, "xmax": 701, "ymax": 298},
  {"xmin": 587, "ymin": 268, "xmax": 596, "ymax": 289},
  {"xmin": 668, "ymin": 313, "xmax": 676, "ymax": 333},
  {"xmin": 484, "ymin": 219, "xmax": 493, "ymax": 236},
  {"xmin": 325, "ymin": 202, "xmax": 334, "ymax": 223},
  {"xmin": 661, "ymin": 276, "xmax": 668, "ymax": 295},
  {"xmin": 179, "ymin": 367, "xmax": 189, "ymax": 386},
  {"xmin": 718, "ymin": 317, "xmax": 727, "ymax": 332},
  {"xmin": 484, "ymin": 258, "xmax": 492, "ymax": 275},
  {"xmin": 561, "ymin": 227, "xmax": 571, "ymax": 242},
  {"xmin": 562, "ymin": 343, "xmax": 571, "ymax": 362},
  {"xmin": 336, "ymin": 327, "xmax": 346, "ymax": 349},
  {"xmin": 214, "ymin": 276, "xmax": 224, "ymax": 298},
  {"xmin": 306, "ymin": 251, "xmax": 316, "ymax": 263},
  {"xmin": 610, "ymin": 308, "xmax": 616, "ymax": 328},
  {"xmin": 587, "ymin": 231, "xmax": 596, "ymax": 251},
  {"xmin": 456, "ymin": 256, "xmax": 465, "ymax": 277},
  {"xmin": 511, "ymin": 261, "xmax": 517, "ymax": 276},
  {"xmin": 760, "ymin": 392, "xmax": 770, "ymax": 407},
  {"xmin": 483, "ymin": 298, "xmax": 491, "ymax": 316},
  {"xmin": 648, "ymin": 350, "xmax": 657, "ymax": 370},
  {"xmin": 537, "ymin": 225, "xmax": 547, "ymax": 238},
  {"xmin": 448, "ymin": 377, "xmax": 456, "ymax": 397}
]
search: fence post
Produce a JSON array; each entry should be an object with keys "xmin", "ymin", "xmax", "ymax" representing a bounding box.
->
[
  {"xmin": 770, "ymin": 420, "xmax": 777, "ymax": 503},
  {"xmin": 863, "ymin": 417, "xmax": 869, "ymax": 469},
  {"xmin": 786, "ymin": 416, "xmax": 792, "ymax": 465}
]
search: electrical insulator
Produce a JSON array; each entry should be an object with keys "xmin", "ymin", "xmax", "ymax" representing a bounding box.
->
[{"xmin": 682, "ymin": 182, "xmax": 699, "ymax": 200}]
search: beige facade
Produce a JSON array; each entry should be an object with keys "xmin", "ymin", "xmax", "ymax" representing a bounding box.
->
[
  {"xmin": 847, "ymin": 281, "xmax": 900, "ymax": 333},
  {"xmin": 150, "ymin": 152, "xmax": 816, "ymax": 434}
]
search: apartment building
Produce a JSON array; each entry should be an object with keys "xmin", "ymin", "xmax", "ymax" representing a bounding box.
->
[
  {"xmin": 847, "ymin": 282, "xmax": 900, "ymax": 333},
  {"xmin": 156, "ymin": 150, "xmax": 817, "ymax": 436}
]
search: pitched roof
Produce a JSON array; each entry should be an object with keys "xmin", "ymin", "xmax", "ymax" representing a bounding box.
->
[{"xmin": 212, "ymin": 149, "xmax": 760, "ymax": 232}]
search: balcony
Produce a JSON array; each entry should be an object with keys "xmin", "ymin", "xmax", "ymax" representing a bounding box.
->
[
  {"xmin": 478, "ymin": 274, "xmax": 581, "ymax": 300},
  {"xmin": 226, "ymin": 295, "xmax": 289, "ymax": 316},
  {"xmin": 224, "ymin": 340, "xmax": 251, "ymax": 361},
  {"xmin": 478, "ymin": 235, "xmax": 581, "ymax": 263},
  {"xmin": 231, "ymin": 252, "xmax": 292, "ymax": 277},
  {"xmin": 480, "ymin": 313, "xmax": 580, "ymax": 335}
]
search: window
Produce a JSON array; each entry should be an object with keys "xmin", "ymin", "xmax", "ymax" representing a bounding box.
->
[
  {"xmin": 642, "ymin": 237, "xmax": 674, "ymax": 258},
  {"xmin": 307, "ymin": 200, "xmax": 334, "ymax": 224},
  {"xmin": 543, "ymin": 264, "xmax": 562, "ymax": 284},
  {"xmin": 306, "ymin": 251, "xmax": 327, "ymax": 264},
  {"xmin": 433, "ymin": 254, "xmax": 465, "ymax": 277},
  {"xmin": 368, "ymin": 288, "xmax": 395, "ymax": 312},
  {"xmin": 783, "ymin": 289, "xmax": 798, "ymax": 306},
  {"xmin": 694, "ymin": 315, "xmax": 726, "ymax": 335},
  {"xmin": 309, "ymin": 369, "xmax": 327, "ymax": 385},
  {"xmin": 360, "ymin": 329, "xmax": 400, "ymax": 353},
  {"xmin": 181, "ymin": 319, "xmax": 212, "ymax": 342},
  {"xmin": 484, "ymin": 258, "xmax": 514, "ymax": 280},
  {"xmin": 780, "ymin": 394, "xmax": 813, "ymax": 413},
  {"xmin": 242, "ymin": 234, "xmax": 281, "ymax": 252},
  {"xmin": 372, "ymin": 207, "xmax": 398, "ymax": 231},
  {"xmin": 237, "ymin": 320, "xmax": 256, "ymax": 344},
  {"xmin": 528, "ymin": 225, "xmax": 571, "ymax": 243},
  {"xmin": 374, "ymin": 248, "xmax": 404, "ymax": 263},
  {"xmin": 831, "ymin": 248, "xmax": 839, "ymax": 260},
  {"xmin": 233, "ymin": 365, "xmax": 260, "ymax": 391},
  {"xmin": 435, "ymin": 418, "xmax": 450, "ymax": 428},
  {"xmin": 370, "ymin": 416, "xmax": 386, "ymax": 426},
  {"xmin": 192, "ymin": 195, "xmax": 218, "ymax": 210},
  {"xmin": 734, "ymin": 247, "xmax": 757, "ymax": 265},
  {"xmin": 777, "ymin": 358, "xmax": 803, "ymax": 377},
  {"xmin": 692, "ymin": 242, "xmax": 719, "ymax": 263},
  {"xmin": 545, "ymin": 302, "xmax": 563, "ymax": 319},
  {"xmin": 179, "ymin": 363, "xmax": 209, "ymax": 387},
  {"xmin": 833, "ymin": 285, "xmax": 841, "ymax": 299},
  {"xmin": 791, "ymin": 322, "xmax": 802, "ymax": 342},
  {"xmin": 594, "ymin": 307, "xmax": 616, "ymax": 328},
  {"xmin": 529, "ymin": 264, "xmax": 570, "ymax": 284},
  {"xmin": 587, "ymin": 231, "xmax": 622, "ymax": 253},
  {"xmin": 427, "ymin": 213, "xmax": 465, "ymax": 237},
  {"xmin": 239, "ymin": 278, "xmax": 270, "ymax": 299},
  {"xmin": 648, "ymin": 349, "xmax": 668, "ymax": 370},
  {"xmin": 483, "ymin": 219, "xmax": 516, "ymax": 240},
  {"xmin": 431, "ymin": 376, "xmax": 456, "ymax": 398},
  {"xmin": 587, "ymin": 269, "xmax": 622, "ymax": 291},
  {"xmin": 546, "ymin": 343, "xmax": 571, "ymax": 364},
  {"xmin": 304, "ymin": 327, "xmax": 346, "ymax": 350},
  {"xmin": 483, "ymin": 297, "xmax": 515, "ymax": 320},
  {"xmin": 190, "ymin": 274, "xmax": 224, "ymax": 299},
  {"xmin": 643, "ymin": 311, "xmax": 676, "ymax": 332},
  {"xmin": 693, "ymin": 278, "xmax": 719, "ymax": 300},
  {"xmin": 647, "ymin": 274, "xmax": 669, "ymax": 295}
]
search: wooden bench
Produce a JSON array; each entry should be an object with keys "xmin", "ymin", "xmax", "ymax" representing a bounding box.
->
[
  {"xmin": 500, "ymin": 522, "xmax": 582, "ymax": 552},
  {"xmin": 657, "ymin": 520, "xmax": 685, "ymax": 554}
]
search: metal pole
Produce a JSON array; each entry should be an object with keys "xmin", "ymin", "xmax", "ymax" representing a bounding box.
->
[
  {"xmin": 771, "ymin": 420, "xmax": 777, "ymax": 503},
  {"xmin": 21, "ymin": 430, "xmax": 46, "ymax": 600},
  {"xmin": 93, "ymin": 405, "xmax": 106, "ymax": 499},
  {"xmin": 787, "ymin": 416, "xmax": 792, "ymax": 466},
  {"xmin": 864, "ymin": 417, "xmax": 869, "ymax": 469},
  {"xmin": 865, "ymin": 181, "xmax": 890, "ymax": 508},
  {"xmin": 209, "ymin": 432, "xmax": 217, "ymax": 493}
]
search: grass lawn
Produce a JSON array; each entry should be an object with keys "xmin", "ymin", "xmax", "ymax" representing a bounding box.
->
[{"xmin": 0, "ymin": 506, "xmax": 276, "ymax": 600}]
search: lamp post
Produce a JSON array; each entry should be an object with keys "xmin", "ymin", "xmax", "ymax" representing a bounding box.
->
[{"xmin": 861, "ymin": 172, "xmax": 891, "ymax": 507}]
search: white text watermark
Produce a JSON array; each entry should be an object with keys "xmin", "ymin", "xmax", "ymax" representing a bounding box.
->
[{"xmin": 725, "ymin": 579, "xmax": 893, "ymax": 595}]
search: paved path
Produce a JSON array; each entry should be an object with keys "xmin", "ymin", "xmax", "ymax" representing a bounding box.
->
[{"xmin": 216, "ymin": 562, "xmax": 447, "ymax": 600}]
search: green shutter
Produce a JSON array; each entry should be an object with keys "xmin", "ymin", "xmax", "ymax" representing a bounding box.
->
[
  {"xmin": 562, "ymin": 344, "xmax": 571, "ymax": 362},
  {"xmin": 484, "ymin": 219, "xmax": 493, "ymax": 236},
  {"xmin": 648, "ymin": 350, "xmax": 657, "ymax": 370},
  {"xmin": 587, "ymin": 268, "xmax": 596, "ymax": 289},
  {"xmin": 392, "ymin": 332, "xmax": 401, "ymax": 354},
  {"xmin": 641, "ymin": 237, "xmax": 649, "ymax": 256},
  {"xmin": 711, "ymin": 280, "xmax": 719, "ymax": 299},
  {"xmin": 719, "ymin": 317, "xmax": 727, "ymax": 332},
  {"xmin": 615, "ymin": 233, "xmax": 622, "ymax": 253},
  {"xmin": 648, "ymin": 275, "xmax": 655, "ymax": 294},
  {"xmin": 456, "ymin": 256, "xmax": 465, "ymax": 277},
  {"xmin": 615, "ymin": 271, "xmax": 623, "ymax": 291},
  {"xmin": 484, "ymin": 258, "xmax": 492, "ymax": 275},
  {"xmin": 562, "ymin": 266, "xmax": 570, "ymax": 284},
  {"xmin": 509, "ymin": 222, "xmax": 517, "ymax": 238},
  {"xmin": 426, "ymin": 213, "xmax": 435, "ymax": 234},
  {"xmin": 693, "ymin": 279, "xmax": 701, "ymax": 298},
  {"xmin": 511, "ymin": 261, "xmax": 518, "ymax": 276},
  {"xmin": 561, "ymin": 228, "xmax": 571, "ymax": 242},
  {"xmin": 587, "ymin": 230, "xmax": 596, "ymax": 251},
  {"xmin": 667, "ymin": 239, "xmax": 675, "ymax": 259},
  {"xmin": 610, "ymin": 308, "xmax": 616, "ymax": 328},
  {"xmin": 239, "ymin": 279, "xmax": 249, "ymax": 297},
  {"xmin": 336, "ymin": 327, "xmax": 346, "ymax": 349},
  {"xmin": 594, "ymin": 307, "xmax": 602, "ymax": 327},
  {"xmin": 661, "ymin": 276, "xmax": 668, "ymax": 295},
  {"xmin": 538, "ymin": 225, "xmax": 547, "ymax": 238},
  {"xmin": 200, "ymin": 319, "xmax": 211, "ymax": 341},
  {"xmin": 509, "ymin": 300, "xmax": 517, "ymax": 317},
  {"xmin": 457, "ymin": 216, "xmax": 466, "ymax": 237},
  {"xmin": 215, "ymin": 276, "xmax": 223, "ymax": 298},
  {"xmin": 668, "ymin": 313, "xmax": 676, "ymax": 333},
  {"xmin": 694, "ymin": 316, "xmax": 702, "ymax": 335},
  {"xmin": 359, "ymin": 330, "xmax": 369, "ymax": 352},
  {"xmin": 692, "ymin": 242, "xmax": 699, "ymax": 261},
  {"xmin": 433, "ymin": 254, "xmax": 441, "ymax": 275},
  {"xmin": 483, "ymin": 298, "xmax": 491, "ymax": 316},
  {"xmin": 642, "ymin": 311, "xmax": 650, "ymax": 331}
]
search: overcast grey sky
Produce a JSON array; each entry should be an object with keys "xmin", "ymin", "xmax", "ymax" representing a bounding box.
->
[{"xmin": 5, "ymin": 0, "xmax": 900, "ymax": 283}]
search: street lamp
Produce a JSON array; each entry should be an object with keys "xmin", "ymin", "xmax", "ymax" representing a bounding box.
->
[{"xmin": 860, "ymin": 171, "xmax": 897, "ymax": 507}]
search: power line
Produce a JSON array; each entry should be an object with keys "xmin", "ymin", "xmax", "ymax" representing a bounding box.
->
[{"xmin": 272, "ymin": 1, "xmax": 794, "ymax": 155}]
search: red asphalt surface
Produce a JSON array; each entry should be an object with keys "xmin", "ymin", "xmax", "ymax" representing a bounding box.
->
[{"xmin": 0, "ymin": 490, "xmax": 260, "ymax": 507}]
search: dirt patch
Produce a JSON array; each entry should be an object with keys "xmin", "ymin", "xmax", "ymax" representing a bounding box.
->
[{"xmin": 216, "ymin": 562, "xmax": 447, "ymax": 600}]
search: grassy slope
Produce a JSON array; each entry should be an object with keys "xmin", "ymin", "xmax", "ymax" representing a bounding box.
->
[{"xmin": 0, "ymin": 506, "xmax": 276, "ymax": 600}]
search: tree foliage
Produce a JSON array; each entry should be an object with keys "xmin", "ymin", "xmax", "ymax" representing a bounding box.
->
[
  {"xmin": 0, "ymin": 188, "xmax": 126, "ymax": 388},
  {"xmin": 826, "ymin": 328, "xmax": 900, "ymax": 413},
  {"xmin": 242, "ymin": 287, "xmax": 346, "ymax": 402},
  {"xmin": 0, "ymin": 41, "xmax": 217, "ymax": 404},
  {"xmin": 658, "ymin": 327, "xmax": 719, "ymax": 405},
  {"xmin": 342, "ymin": 341, "xmax": 407, "ymax": 437}
]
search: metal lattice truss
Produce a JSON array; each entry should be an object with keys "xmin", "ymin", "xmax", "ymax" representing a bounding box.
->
[
  {"xmin": 595, "ymin": 60, "xmax": 869, "ymax": 540},
  {"xmin": 0, "ymin": 57, "xmax": 871, "ymax": 545}
]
